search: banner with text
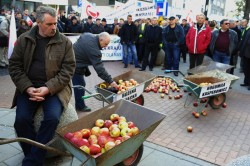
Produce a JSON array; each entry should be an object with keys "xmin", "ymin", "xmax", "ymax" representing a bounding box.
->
[{"xmin": 67, "ymin": 35, "xmax": 123, "ymax": 61}]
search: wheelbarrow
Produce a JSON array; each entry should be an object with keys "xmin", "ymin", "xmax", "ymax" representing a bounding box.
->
[
  {"xmin": 182, "ymin": 69, "xmax": 239, "ymax": 113},
  {"xmin": 56, "ymin": 99, "xmax": 166, "ymax": 166},
  {"xmin": 92, "ymin": 70, "xmax": 156, "ymax": 106}
]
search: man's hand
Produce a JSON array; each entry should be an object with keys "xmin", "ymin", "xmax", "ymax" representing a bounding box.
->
[
  {"xmin": 110, "ymin": 81, "xmax": 119, "ymax": 89},
  {"xmin": 26, "ymin": 87, "xmax": 50, "ymax": 101}
]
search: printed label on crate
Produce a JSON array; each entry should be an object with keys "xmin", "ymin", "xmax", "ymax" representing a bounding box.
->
[
  {"xmin": 199, "ymin": 81, "xmax": 231, "ymax": 98},
  {"xmin": 116, "ymin": 83, "xmax": 144, "ymax": 101}
]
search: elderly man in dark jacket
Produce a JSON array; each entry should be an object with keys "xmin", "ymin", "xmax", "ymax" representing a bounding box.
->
[
  {"xmin": 72, "ymin": 32, "xmax": 118, "ymax": 111},
  {"xmin": 8, "ymin": 6, "xmax": 75, "ymax": 165}
]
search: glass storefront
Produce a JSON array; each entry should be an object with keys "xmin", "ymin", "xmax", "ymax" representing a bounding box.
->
[{"xmin": 0, "ymin": 0, "xmax": 42, "ymax": 12}]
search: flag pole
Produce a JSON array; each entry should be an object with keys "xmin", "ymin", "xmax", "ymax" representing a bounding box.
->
[{"xmin": 8, "ymin": 0, "xmax": 17, "ymax": 59}]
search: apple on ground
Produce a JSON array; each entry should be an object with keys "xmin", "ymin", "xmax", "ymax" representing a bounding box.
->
[
  {"xmin": 118, "ymin": 121, "xmax": 128, "ymax": 130},
  {"xmin": 80, "ymin": 129, "xmax": 91, "ymax": 139},
  {"xmin": 105, "ymin": 141, "xmax": 116, "ymax": 151},
  {"xmin": 104, "ymin": 120, "xmax": 113, "ymax": 128},
  {"xmin": 88, "ymin": 135, "xmax": 98, "ymax": 145},
  {"xmin": 131, "ymin": 127, "xmax": 140, "ymax": 136},
  {"xmin": 110, "ymin": 127, "xmax": 121, "ymax": 138},
  {"xmin": 120, "ymin": 127, "xmax": 133, "ymax": 137},
  {"xmin": 127, "ymin": 121, "xmax": 135, "ymax": 129},
  {"xmin": 99, "ymin": 127, "xmax": 110, "ymax": 136},
  {"xmin": 222, "ymin": 103, "xmax": 227, "ymax": 108},
  {"xmin": 97, "ymin": 135, "xmax": 108, "ymax": 148},
  {"xmin": 194, "ymin": 113, "xmax": 200, "ymax": 118},
  {"xmin": 76, "ymin": 138, "xmax": 90, "ymax": 147},
  {"xmin": 118, "ymin": 116, "xmax": 126, "ymax": 123},
  {"xmin": 110, "ymin": 114, "xmax": 120, "ymax": 121},
  {"xmin": 64, "ymin": 132, "xmax": 74, "ymax": 140},
  {"xmin": 91, "ymin": 126, "xmax": 100, "ymax": 136},
  {"xmin": 193, "ymin": 102, "xmax": 198, "ymax": 107},
  {"xmin": 161, "ymin": 94, "xmax": 165, "ymax": 98},
  {"xmin": 89, "ymin": 144, "xmax": 101, "ymax": 155},
  {"xmin": 80, "ymin": 145, "xmax": 90, "ymax": 154},
  {"xmin": 95, "ymin": 119, "xmax": 104, "ymax": 128},
  {"xmin": 168, "ymin": 96, "xmax": 172, "ymax": 99},
  {"xmin": 187, "ymin": 126, "xmax": 193, "ymax": 132}
]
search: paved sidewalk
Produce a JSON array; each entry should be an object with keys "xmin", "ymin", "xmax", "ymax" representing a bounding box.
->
[{"xmin": 0, "ymin": 56, "xmax": 250, "ymax": 165}]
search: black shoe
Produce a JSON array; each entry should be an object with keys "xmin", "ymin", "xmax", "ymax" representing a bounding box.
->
[
  {"xmin": 77, "ymin": 106, "xmax": 91, "ymax": 112},
  {"xmin": 149, "ymin": 68, "xmax": 153, "ymax": 71},
  {"xmin": 124, "ymin": 65, "xmax": 128, "ymax": 68},
  {"xmin": 174, "ymin": 72, "xmax": 178, "ymax": 76},
  {"xmin": 240, "ymin": 83, "xmax": 249, "ymax": 87},
  {"xmin": 135, "ymin": 65, "xmax": 141, "ymax": 68},
  {"xmin": 139, "ymin": 68, "xmax": 145, "ymax": 71},
  {"xmin": 248, "ymin": 87, "xmax": 250, "ymax": 91},
  {"xmin": 183, "ymin": 60, "xmax": 186, "ymax": 63}
]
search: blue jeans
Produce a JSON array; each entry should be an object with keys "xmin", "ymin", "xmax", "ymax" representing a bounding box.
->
[
  {"xmin": 165, "ymin": 43, "xmax": 180, "ymax": 70},
  {"xmin": 15, "ymin": 93, "xmax": 63, "ymax": 166},
  {"xmin": 72, "ymin": 73, "xmax": 87, "ymax": 109},
  {"xmin": 213, "ymin": 51, "xmax": 230, "ymax": 64},
  {"xmin": 122, "ymin": 42, "xmax": 139, "ymax": 66}
]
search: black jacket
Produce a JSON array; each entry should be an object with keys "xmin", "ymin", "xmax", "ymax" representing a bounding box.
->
[
  {"xmin": 144, "ymin": 25, "xmax": 162, "ymax": 46},
  {"xmin": 240, "ymin": 28, "xmax": 250, "ymax": 58},
  {"xmin": 73, "ymin": 33, "xmax": 113, "ymax": 83},
  {"xmin": 82, "ymin": 22, "xmax": 94, "ymax": 33},
  {"xmin": 68, "ymin": 23, "xmax": 82, "ymax": 33},
  {"xmin": 92, "ymin": 24, "xmax": 104, "ymax": 34},
  {"xmin": 119, "ymin": 22, "xmax": 138, "ymax": 44}
]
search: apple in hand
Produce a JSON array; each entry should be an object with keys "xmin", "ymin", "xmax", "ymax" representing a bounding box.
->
[
  {"xmin": 64, "ymin": 132, "xmax": 74, "ymax": 140},
  {"xmin": 99, "ymin": 127, "xmax": 110, "ymax": 136},
  {"xmin": 127, "ymin": 121, "xmax": 135, "ymax": 128},
  {"xmin": 110, "ymin": 127, "xmax": 121, "ymax": 138},
  {"xmin": 88, "ymin": 135, "xmax": 98, "ymax": 145},
  {"xmin": 110, "ymin": 114, "xmax": 120, "ymax": 121},
  {"xmin": 105, "ymin": 141, "xmax": 116, "ymax": 151},
  {"xmin": 80, "ymin": 145, "xmax": 90, "ymax": 154},
  {"xmin": 91, "ymin": 126, "xmax": 100, "ymax": 136},
  {"xmin": 95, "ymin": 119, "xmax": 104, "ymax": 127},
  {"xmin": 80, "ymin": 129, "xmax": 91, "ymax": 138},
  {"xmin": 118, "ymin": 121, "xmax": 128, "ymax": 130},
  {"xmin": 104, "ymin": 120, "xmax": 113, "ymax": 128}
]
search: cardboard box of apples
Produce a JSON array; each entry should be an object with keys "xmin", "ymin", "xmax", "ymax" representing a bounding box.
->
[{"xmin": 56, "ymin": 100, "xmax": 166, "ymax": 166}]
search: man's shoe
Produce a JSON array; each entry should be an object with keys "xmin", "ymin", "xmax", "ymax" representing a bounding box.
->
[
  {"xmin": 183, "ymin": 60, "xmax": 186, "ymax": 63},
  {"xmin": 149, "ymin": 68, "xmax": 153, "ymax": 71},
  {"xmin": 240, "ymin": 83, "xmax": 248, "ymax": 87},
  {"xmin": 77, "ymin": 106, "xmax": 91, "ymax": 112},
  {"xmin": 174, "ymin": 72, "xmax": 178, "ymax": 76},
  {"xmin": 124, "ymin": 65, "xmax": 128, "ymax": 68},
  {"xmin": 248, "ymin": 87, "xmax": 250, "ymax": 91},
  {"xmin": 139, "ymin": 68, "xmax": 145, "ymax": 71},
  {"xmin": 135, "ymin": 65, "xmax": 141, "ymax": 68}
]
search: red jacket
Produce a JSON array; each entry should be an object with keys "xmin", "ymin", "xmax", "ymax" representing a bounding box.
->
[{"xmin": 186, "ymin": 23, "xmax": 211, "ymax": 54}]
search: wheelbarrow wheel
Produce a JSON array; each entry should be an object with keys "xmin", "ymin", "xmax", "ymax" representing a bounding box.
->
[
  {"xmin": 132, "ymin": 95, "xmax": 144, "ymax": 106},
  {"xmin": 116, "ymin": 144, "xmax": 144, "ymax": 166},
  {"xmin": 209, "ymin": 93, "xmax": 226, "ymax": 109}
]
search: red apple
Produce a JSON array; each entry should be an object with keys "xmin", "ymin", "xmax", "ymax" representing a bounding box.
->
[
  {"xmin": 91, "ymin": 126, "xmax": 100, "ymax": 136},
  {"xmin": 88, "ymin": 135, "xmax": 98, "ymax": 145},
  {"xmin": 97, "ymin": 135, "xmax": 108, "ymax": 148},
  {"xmin": 193, "ymin": 102, "xmax": 198, "ymax": 107},
  {"xmin": 120, "ymin": 127, "xmax": 132, "ymax": 137},
  {"xmin": 118, "ymin": 116, "xmax": 126, "ymax": 123},
  {"xmin": 110, "ymin": 114, "xmax": 120, "ymax": 121},
  {"xmin": 118, "ymin": 121, "xmax": 128, "ymax": 130},
  {"xmin": 70, "ymin": 137, "xmax": 79, "ymax": 146},
  {"xmin": 109, "ymin": 124, "xmax": 118, "ymax": 131},
  {"xmin": 105, "ymin": 141, "xmax": 116, "ymax": 151},
  {"xmin": 64, "ymin": 132, "xmax": 74, "ymax": 140},
  {"xmin": 73, "ymin": 131, "xmax": 83, "ymax": 139},
  {"xmin": 179, "ymin": 94, "xmax": 183, "ymax": 98},
  {"xmin": 106, "ymin": 136, "xmax": 115, "ymax": 143},
  {"xmin": 80, "ymin": 145, "xmax": 90, "ymax": 154},
  {"xmin": 76, "ymin": 138, "xmax": 90, "ymax": 147},
  {"xmin": 95, "ymin": 119, "xmax": 104, "ymax": 127},
  {"xmin": 99, "ymin": 128, "xmax": 110, "ymax": 136},
  {"xmin": 104, "ymin": 120, "xmax": 113, "ymax": 128},
  {"xmin": 222, "ymin": 103, "xmax": 227, "ymax": 108},
  {"xmin": 110, "ymin": 127, "xmax": 121, "ymax": 138},
  {"xmin": 131, "ymin": 127, "xmax": 140, "ymax": 136},
  {"xmin": 113, "ymin": 120, "xmax": 119, "ymax": 125},
  {"xmin": 89, "ymin": 144, "xmax": 101, "ymax": 155},
  {"xmin": 115, "ymin": 136, "xmax": 123, "ymax": 142},
  {"xmin": 80, "ymin": 129, "xmax": 91, "ymax": 138},
  {"xmin": 122, "ymin": 135, "xmax": 131, "ymax": 142},
  {"xmin": 127, "ymin": 121, "xmax": 135, "ymax": 129}
]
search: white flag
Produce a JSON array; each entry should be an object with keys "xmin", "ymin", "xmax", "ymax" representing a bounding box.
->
[
  {"xmin": 26, "ymin": 16, "xmax": 33, "ymax": 27},
  {"xmin": 8, "ymin": 10, "xmax": 17, "ymax": 59}
]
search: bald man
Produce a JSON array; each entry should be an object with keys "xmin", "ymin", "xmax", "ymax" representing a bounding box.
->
[{"xmin": 72, "ymin": 32, "xmax": 118, "ymax": 112}]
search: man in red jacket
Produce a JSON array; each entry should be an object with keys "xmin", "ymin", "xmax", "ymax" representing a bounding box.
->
[{"xmin": 186, "ymin": 13, "xmax": 211, "ymax": 69}]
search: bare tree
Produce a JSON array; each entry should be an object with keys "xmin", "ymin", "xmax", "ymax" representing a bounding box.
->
[{"xmin": 243, "ymin": 0, "xmax": 250, "ymax": 20}]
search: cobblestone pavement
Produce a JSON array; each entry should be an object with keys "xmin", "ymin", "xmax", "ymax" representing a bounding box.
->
[{"xmin": 0, "ymin": 57, "xmax": 250, "ymax": 165}]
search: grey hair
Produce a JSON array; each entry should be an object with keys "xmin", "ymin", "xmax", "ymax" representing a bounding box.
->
[
  {"xmin": 36, "ymin": 6, "xmax": 56, "ymax": 22},
  {"xmin": 99, "ymin": 32, "xmax": 110, "ymax": 40},
  {"xmin": 229, "ymin": 19, "xmax": 235, "ymax": 23}
]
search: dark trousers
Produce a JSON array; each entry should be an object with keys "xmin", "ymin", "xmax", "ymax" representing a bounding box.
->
[
  {"xmin": 230, "ymin": 54, "xmax": 238, "ymax": 74},
  {"xmin": 165, "ymin": 43, "xmax": 180, "ymax": 70},
  {"xmin": 72, "ymin": 73, "xmax": 87, "ymax": 109},
  {"xmin": 180, "ymin": 45, "xmax": 187, "ymax": 62},
  {"xmin": 15, "ymin": 93, "xmax": 62, "ymax": 166},
  {"xmin": 137, "ymin": 43, "xmax": 145, "ymax": 63},
  {"xmin": 243, "ymin": 56, "xmax": 250, "ymax": 85},
  {"xmin": 189, "ymin": 53, "xmax": 204, "ymax": 69},
  {"xmin": 142, "ymin": 44, "xmax": 158, "ymax": 70}
]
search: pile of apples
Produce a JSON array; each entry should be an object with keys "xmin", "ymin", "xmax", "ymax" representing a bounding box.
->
[
  {"xmin": 116, "ymin": 79, "xmax": 139, "ymax": 94},
  {"xmin": 144, "ymin": 77, "xmax": 183, "ymax": 99},
  {"xmin": 64, "ymin": 114, "xmax": 140, "ymax": 158}
]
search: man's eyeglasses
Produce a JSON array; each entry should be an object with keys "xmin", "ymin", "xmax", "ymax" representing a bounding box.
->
[{"xmin": 224, "ymin": 23, "xmax": 230, "ymax": 25}]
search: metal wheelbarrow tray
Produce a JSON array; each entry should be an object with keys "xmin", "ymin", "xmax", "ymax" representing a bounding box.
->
[
  {"xmin": 56, "ymin": 99, "xmax": 165, "ymax": 166},
  {"xmin": 95, "ymin": 70, "xmax": 156, "ymax": 104}
]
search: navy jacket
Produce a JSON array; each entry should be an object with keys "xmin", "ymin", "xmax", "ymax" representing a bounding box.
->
[
  {"xmin": 162, "ymin": 24, "xmax": 185, "ymax": 46},
  {"xmin": 119, "ymin": 22, "xmax": 138, "ymax": 44}
]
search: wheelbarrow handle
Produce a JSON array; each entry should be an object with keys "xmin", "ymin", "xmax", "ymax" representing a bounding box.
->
[
  {"xmin": 82, "ymin": 93, "xmax": 111, "ymax": 104},
  {"xmin": 0, "ymin": 137, "xmax": 71, "ymax": 157},
  {"xmin": 165, "ymin": 70, "xmax": 185, "ymax": 77}
]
